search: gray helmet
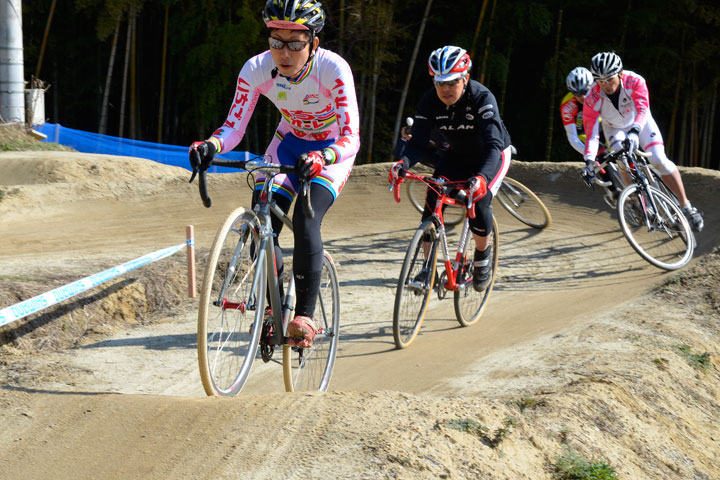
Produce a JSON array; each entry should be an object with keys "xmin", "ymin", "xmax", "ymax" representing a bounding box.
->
[
  {"xmin": 566, "ymin": 67, "xmax": 593, "ymax": 95},
  {"xmin": 262, "ymin": 0, "xmax": 325, "ymax": 33},
  {"xmin": 590, "ymin": 52, "xmax": 623, "ymax": 79}
]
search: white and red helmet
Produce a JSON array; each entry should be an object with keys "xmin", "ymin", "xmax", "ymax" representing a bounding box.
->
[{"xmin": 428, "ymin": 46, "xmax": 472, "ymax": 82}]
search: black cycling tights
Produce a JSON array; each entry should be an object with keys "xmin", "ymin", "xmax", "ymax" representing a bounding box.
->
[{"xmin": 253, "ymin": 183, "xmax": 334, "ymax": 318}]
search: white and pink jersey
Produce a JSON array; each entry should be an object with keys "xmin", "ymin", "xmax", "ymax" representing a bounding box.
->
[
  {"xmin": 582, "ymin": 70, "xmax": 677, "ymax": 175},
  {"xmin": 582, "ymin": 70, "xmax": 649, "ymax": 160},
  {"xmin": 210, "ymin": 47, "xmax": 360, "ymax": 198}
]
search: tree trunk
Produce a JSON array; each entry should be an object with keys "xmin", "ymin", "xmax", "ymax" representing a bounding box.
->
[
  {"xmin": 157, "ymin": 5, "xmax": 169, "ymax": 143},
  {"xmin": 678, "ymin": 99, "xmax": 688, "ymax": 165},
  {"xmin": 34, "ymin": 0, "xmax": 57, "ymax": 80},
  {"xmin": 479, "ymin": 0, "xmax": 497, "ymax": 84},
  {"xmin": 469, "ymin": 0, "xmax": 490, "ymax": 63},
  {"xmin": 129, "ymin": 10, "xmax": 138, "ymax": 140},
  {"xmin": 618, "ymin": 0, "xmax": 632, "ymax": 55},
  {"xmin": 707, "ymin": 84, "xmax": 717, "ymax": 169},
  {"xmin": 119, "ymin": 7, "xmax": 133, "ymax": 138},
  {"xmin": 339, "ymin": 0, "xmax": 346, "ymax": 56},
  {"xmin": 544, "ymin": 8, "xmax": 563, "ymax": 162},
  {"xmin": 99, "ymin": 16, "xmax": 121, "ymax": 135},
  {"xmin": 498, "ymin": 43, "xmax": 512, "ymax": 116},
  {"xmin": 666, "ymin": 28, "xmax": 685, "ymax": 156},
  {"xmin": 391, "ymin": 0, "xmax": 433, "ymax": 147}
]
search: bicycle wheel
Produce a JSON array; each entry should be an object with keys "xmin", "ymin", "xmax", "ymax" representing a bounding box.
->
[
  {"xmin": 617, "ymin": 185, "xmax": 693, "ymax": 270},
  {"xmin": 393, "ymin": 220, "xmax": 438, "ymax": 348},
  {"xmin": 407, "ymin": 177, "xmax": 464, "ymax": 226},
  {"xmin": 283, "ymin": 252, "xmax": 340, "ymax": 392},
  {"xmin": 454, "ymin": 217, "xmax": 499, "ymax": 326},
  {"xmin": 496, "ymin": 177, "xmax": 551, "ymax": 229},
  {"xmin": 198, "ymin": 207, "xmax": 265, "ymax": 396}
]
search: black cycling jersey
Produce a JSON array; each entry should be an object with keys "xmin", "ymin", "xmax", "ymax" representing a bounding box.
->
[{"xmin": 401, "ymin": 79, "xmax": 512, "ymax": 182}]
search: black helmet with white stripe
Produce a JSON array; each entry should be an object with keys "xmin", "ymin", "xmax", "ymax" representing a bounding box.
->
[{"xmin": 590, "ymin": 52, "xmax": 623, "ymax": 80}]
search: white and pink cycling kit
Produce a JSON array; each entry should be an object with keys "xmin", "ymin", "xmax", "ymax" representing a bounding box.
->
[
  {"xmin": 583, "ymin": 70, "xmax": 676, "ymax": 175},
  {"xmin": 209, "ymin": 47, "xmax": 360, "ymax": 200}
]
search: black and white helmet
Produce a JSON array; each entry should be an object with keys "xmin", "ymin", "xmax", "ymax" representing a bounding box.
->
[
  {"xmin": 566, "ymin": 67, "xmax": 593, "ymax": 95},
  {"xmin": 262, "ymin": 0, "xmax": 325, "ymax": 33},
  {"xmin": 590, "ymin": 52, "xmax": 623, "ymax": 79},
  {"xmin": 427, "ymin": 46, "xmax": 472, "ymax": 82}
]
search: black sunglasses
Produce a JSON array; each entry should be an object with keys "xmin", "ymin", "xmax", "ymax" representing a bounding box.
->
[{"xmin": 269, "ymin": 37, "xmax": 311, "ymax": 52}]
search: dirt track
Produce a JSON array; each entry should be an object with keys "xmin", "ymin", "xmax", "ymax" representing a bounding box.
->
[{"xmin": 0, "ymin": 152, "xmax": 718, "ymax": 479}]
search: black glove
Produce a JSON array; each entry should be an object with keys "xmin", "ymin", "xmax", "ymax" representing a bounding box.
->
[
  {"xmin": 189, "ymin": 141, "xmax": 217, "ymax": 171},
  {"xmin": 295, "ymin": 151, "xmax": 328, "ymax": 180}
]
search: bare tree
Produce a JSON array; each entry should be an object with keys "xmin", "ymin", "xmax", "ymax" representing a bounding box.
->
[{"xmin": 391, "ymin": 0, "xmax": 433, "ymax": 148}]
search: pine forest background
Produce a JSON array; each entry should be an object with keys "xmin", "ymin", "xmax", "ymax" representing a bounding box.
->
[{"xmin": 21, "ymin": 0, "xmax": 720, "ymax": 169}]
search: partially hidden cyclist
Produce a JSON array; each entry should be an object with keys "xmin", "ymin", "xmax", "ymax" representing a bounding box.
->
[
  {"xmin": 189, "ymin": 0, "xmax": 360, "ymax": 347},
  {"xmin": 389, "ymin": 45, "xmax": 512, "ymax": 292},
  {"xmin": 582, "ymin": 51, "xmax": 704, "ymax": 232},
  {"xmin": 561, "ymin": 67, "xmax": 617, "ymax": 203}
]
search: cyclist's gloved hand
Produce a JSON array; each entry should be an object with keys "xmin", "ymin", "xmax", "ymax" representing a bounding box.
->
[
  {"xmin": 388, "ymin": 158, "xmax": 409, "ymax": 184},
  {"xmin": 624, "ymin": 132, "xmax": 640, "ymax": 152},
  {"xmin": 581, "ymin": 159, "xmax": 596, "ymax": 179},
  {"xmin": 465, "ymin": 175, "xmax": 487, "ymax": 204},
  {"xmin": 189, "ymin": 140, "xmax": 217, "ymax": 171},
  {"xmin": 296, "ymin": 151, "xmax": 324, "ymax": 180}
]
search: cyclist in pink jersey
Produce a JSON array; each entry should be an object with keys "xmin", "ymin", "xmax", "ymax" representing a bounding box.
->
[
  {"xmin": 189, "ymin": 0, "xmax": 360, "ymax": 347},
  {"xmin": 562, "ymin": 67, "xmax": 618, "ymax": 205},
  {"xmin": 582, "ymin": 51, "xmax": 703, "ymax": 232}
]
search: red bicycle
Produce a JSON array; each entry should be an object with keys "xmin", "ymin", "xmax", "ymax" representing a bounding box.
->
[{"xmin": 390, "ymin": 172, "xmax": 499, "ymax": 349}]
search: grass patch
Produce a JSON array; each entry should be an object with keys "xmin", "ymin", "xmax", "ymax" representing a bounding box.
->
[
  {"xmin": 553, "ymin": 447, "xmax": 618, "ymax": 480},
  {"xmin": 446, "ymin": 416, "xmax": 517, "ymax": 449},
  {"xmin": 0, "ymin": 123, "xmax": 68, "ymax": 152},
  {"xmin": 673, "ymin": 344, "xmax": 711, "ymax": 372}
]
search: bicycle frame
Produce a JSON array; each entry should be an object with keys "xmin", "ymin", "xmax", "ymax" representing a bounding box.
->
[
  {"xmin": 616, "ymin": 149, "xmax": 675, "ymax": 229},
  {"xmin": 397, "ymin": 172, "xmax": 474, "ymax": 292}
]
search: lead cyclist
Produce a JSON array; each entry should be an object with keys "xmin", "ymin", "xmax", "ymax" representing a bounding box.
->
[{"xmin": 189, "ymin": 0, "xmax": 360, "ymax": 348}]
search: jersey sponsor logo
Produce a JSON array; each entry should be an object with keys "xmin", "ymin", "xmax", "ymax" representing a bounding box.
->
[
  {"xmin": 276, "ymin": 83, "xmax": 291, "ymax": 90},
  {"xmin": 436, "ymin": 115, "xmax": 450, "ymax": 120},
  {"xmin": 303, "ymin": 94, "xmax": 320, "ymax": 105},
  {"xmin": 278, "ymin": 91, "xmax": 287, "ymax": 100},
  {"xmin": 439, "ymin": 124, "xmax": 475, "ymax": 131},
  {"xmin": 466, "ymin": 113, "xmax": 474, "ymax": 120},
  {"xmin": 482, "ymin": 111, "xmax": 494, "ymax": 120},
  {"xmin": 478, "ymin": 104, "xmax": 493, "ymax": 113}
]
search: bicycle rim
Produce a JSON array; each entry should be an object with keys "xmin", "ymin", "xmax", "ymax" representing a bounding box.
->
[
  {"xmin": 407, "ymin": 176, "xmax": 464, "ymax": 226},
  {"xmin": 393, "ymin": 221, "xmax": 438, "ymax": 348},
  {"xmin": 617, "ymin": 186, "xmax": 693, "ymax": 270},
  {"xmin": 454, "ymin": 217, "xmax": 499, "ymax": 326},
  {"xmin": 496, "ymin": 177, "xmax": 551, "ymax": 229},
  {"xmin": 198, "ymin": 208, "xmax": 264, "ymax": 396},
  {"xmin": 283, "ymin": 252, "xmax": 340, "ymax": 392}
]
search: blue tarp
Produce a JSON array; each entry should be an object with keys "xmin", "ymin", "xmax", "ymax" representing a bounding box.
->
[{"xmin": 34, "ymin": 123, "xmax": 250, "ymax": 173}]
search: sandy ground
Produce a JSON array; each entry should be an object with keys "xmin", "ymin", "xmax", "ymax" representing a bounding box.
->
[{"xmin": 0, "ymin": 151, "xmax": 718, "ymax": 479}]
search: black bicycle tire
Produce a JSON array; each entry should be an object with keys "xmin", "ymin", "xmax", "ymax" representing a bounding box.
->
[
  {"xmin": 453, "ymin": 216, "xmax": 499, "ymax": 326},
  {"xmin": 392, "ymin": 220, "xmax": 438, "ymax": 349},
  {"xmin": 617, "ymin": 185, "xmax": 693, "ymax": 270},
  {"xmin": 496, "ymin": 177, "xmax": 551, "ymax": 229},
  {"xmin": 283, "ymin": 252, "xmax": 341, "ymax": 392}
]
